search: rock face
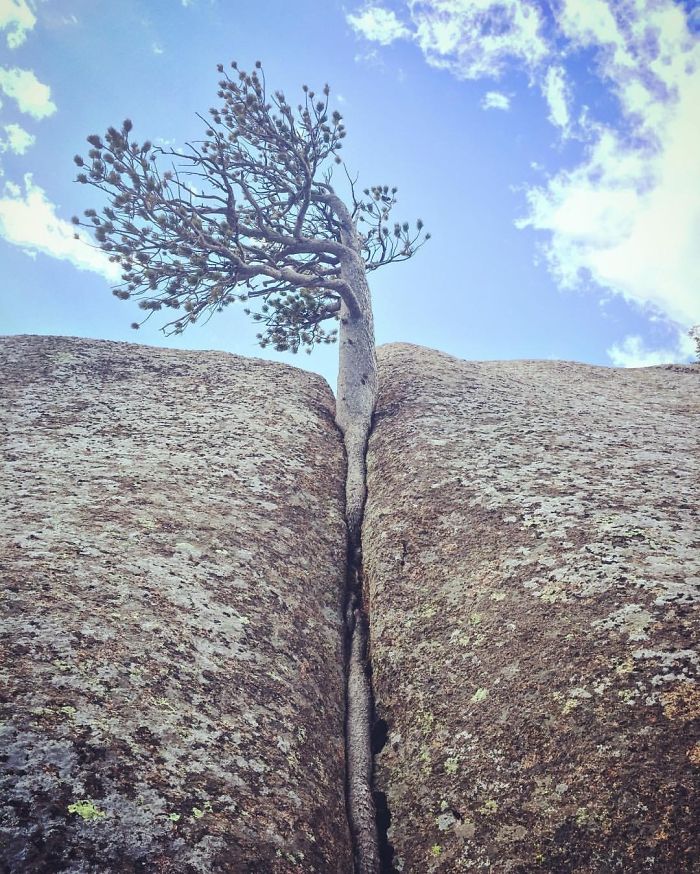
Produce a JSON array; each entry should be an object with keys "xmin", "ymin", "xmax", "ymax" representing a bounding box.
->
[
  {"xmin": 0, "ymin": 336, "xmax": 352, "ymax": 873},
  {"xmin": 364, "ymin": 343, "xmax": 700, "ymax": 873}
]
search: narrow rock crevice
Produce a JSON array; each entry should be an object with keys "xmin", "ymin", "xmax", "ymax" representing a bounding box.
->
[
  {"xmin": 374, "ymin": 790, "xmax": 394, "ymax": 873},
  {"xmin": 370, "ymin": 720, "xmax": 394, "ymax": 872},
  {"xmin": 341, "ymin": 420, "xmax": 394, "ymax": 874},
  {"xmin": 344, "ymin": 537, "xmax": 379, "ymax": 874}
]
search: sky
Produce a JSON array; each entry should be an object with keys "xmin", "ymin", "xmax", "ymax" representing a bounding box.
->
[{"xmin": 1, "ymin": 0, "xmax": 698, "ymax": 390}]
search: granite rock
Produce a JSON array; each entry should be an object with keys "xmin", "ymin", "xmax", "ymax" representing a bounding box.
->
[
  {"xmin": 0, "ymin": 336, "xmax": 352, "ymax": 873},
  {"xmin": 364, "ymin": 343, "xmax": 700, "ymax": 873}
]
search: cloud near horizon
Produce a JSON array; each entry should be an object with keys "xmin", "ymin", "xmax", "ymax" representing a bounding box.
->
[
  {"xmin": 607, "ymin": 332, "xmax": 696, "ymax": 368},
  {"xmin": 347, "ymin": 1, "xmax": 700, "ymax": 359},
  {"xmin": 0, "ymin": 175, "xmax": 121, "ymax": 281}
]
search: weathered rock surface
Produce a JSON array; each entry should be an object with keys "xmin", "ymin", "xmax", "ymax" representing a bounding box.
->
[
  {"xmin": 364, "ymin": 343, "xmax": 700, "ymax": 873},
  {"xmin": 0, "ymin": 335, "xmax": 352, "ymax": 873}
]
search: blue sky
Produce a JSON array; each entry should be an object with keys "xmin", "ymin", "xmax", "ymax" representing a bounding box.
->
[{"xmin": 1, "ymin": 0, "xmax": 698, "ymax": 389}]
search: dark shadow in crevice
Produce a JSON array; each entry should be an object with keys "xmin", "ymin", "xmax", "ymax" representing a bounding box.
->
[
  {"xmin": 368, "ymin": 679, "xmax": 394, "ymax": 871},
  {"xmin": 371, "ymin": 718, "xmax": 388, "ymax": 756},
  {"xmin": 373, "ymin": 789, "xmax": 395, "ymax": 873}
]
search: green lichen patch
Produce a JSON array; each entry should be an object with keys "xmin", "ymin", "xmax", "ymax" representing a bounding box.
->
[{"xmin": 67, "ymin": 800, "xmax": 106, "ymax": 821}]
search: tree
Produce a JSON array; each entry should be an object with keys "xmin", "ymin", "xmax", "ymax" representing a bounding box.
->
[
  {"xmin": 72, "ymin": 61, "xmax": 427, "ymax": 548},
  {"xmin": 690, "ymin": 326, "xmax": 700, "ymax": 361},
  {"xmin": 72, "ymin": 61, "xmax": 428, "ymax": 874}
]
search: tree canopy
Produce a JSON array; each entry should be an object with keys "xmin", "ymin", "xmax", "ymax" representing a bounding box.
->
[{"xmin": 72, "ymin": 61, "xmax": 429, "ymax": 354}]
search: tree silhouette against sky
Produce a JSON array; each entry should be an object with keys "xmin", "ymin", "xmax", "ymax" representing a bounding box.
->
[{"xmin": 73, "ymin": 60, "xmax": 427, "ymax": 540}]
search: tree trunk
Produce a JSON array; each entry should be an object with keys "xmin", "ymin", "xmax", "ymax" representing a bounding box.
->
[
  {"xmin": 335, "ymin": 227, "xmax": 378, "ymax": 550},
  {"xmin": 332, "ymin": 198, "xmax": 380, "ymax": 873},
  {"xmin": 346, "ymin": 607, "xmax": 379, "ymax": 874}
]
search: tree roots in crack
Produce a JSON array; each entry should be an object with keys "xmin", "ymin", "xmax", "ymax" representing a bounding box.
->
[{"xmin": 345, "ymin": 591, "xmax": 379, "ymax": 874}]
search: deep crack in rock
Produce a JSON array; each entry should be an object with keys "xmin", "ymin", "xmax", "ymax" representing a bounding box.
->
[{"xmin": 344, "ymin": 542, "xmax": 379, "ymax": 874}]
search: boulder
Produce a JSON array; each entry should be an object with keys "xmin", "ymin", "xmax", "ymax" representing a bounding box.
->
[
  {"xmin": 0, "ymin": 336, "xmax": 352, "ymax": 873},
  {"xmin": 364, "ymin": 343, "xmax": 699, "ymax": 873}
]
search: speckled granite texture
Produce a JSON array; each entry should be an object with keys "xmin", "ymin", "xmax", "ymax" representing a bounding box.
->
[
  {"xmin": 0, "ymin": 335, "xmax": 352, "ymax": 873},
  {"xmin": 364, "ymin": 343, "xmax": 699, "ymax": 873}
]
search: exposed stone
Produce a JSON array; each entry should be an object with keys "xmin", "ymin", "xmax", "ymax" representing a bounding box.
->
[
  {"xmin": 364, "ymin": 343, "xmax": 700, "ymax": 873},
  {"xmin": 0, "ymin": 336, "xmax": 352, "ymax": 873}
]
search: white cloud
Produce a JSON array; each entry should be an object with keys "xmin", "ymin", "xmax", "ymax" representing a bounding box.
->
[
  {"xmin": 348, "ymin": 1, "xmax": 700, "ymax": 336},
  {"xmin": 407, "ymin": 0, "xmax": 548, "ymax": 79},
  {"xmin": 0, "ymin": 122, "xmax": 35, "ymax": 153},
  {"xmin": 0, "ymin": 66, "xmax": 56, "ymax": 119},
  {"xmin": 607, "ymin": 332, "xmax": 695, "ymax": 367},
  {"xmin": 519, "ymin": 1, "xmax": 700, "ymax": 329},
  {"xmin": 151, "ymin": 41, "xmax": 164, "ymax": 54},
  {"xmin": 354, "ymin": 48, "xmax": 382, "ymax": 68},
  {"xmin": 481, "ymin": 90, "xmax": 510, "ymax": 111},
  {"xmin": 0, "ymin": 0, "xmax": 36, "ymax": 49},
  {"xmin": 347, "ymin": 6, "xmax": 411, "ymax": 45},
  {"xmin": 542, "ymin": 65, "xmax": 570, "ymax": 133},
  {"xmin": 0, "ymin": 175, "xmax": 120, "ymax": 280},
  {"xmin": 555, "ymin": 0, "xmax": 694, "ymax": 134}
]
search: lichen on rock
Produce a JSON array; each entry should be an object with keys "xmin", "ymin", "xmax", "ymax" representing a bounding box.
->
[
  {"xmin": 364, "ymin": 343, "xmax": 700, "ymax": 873},
  {"xmin": 0, "ymin": 335, "xmax": 352, "ymax": 873}
]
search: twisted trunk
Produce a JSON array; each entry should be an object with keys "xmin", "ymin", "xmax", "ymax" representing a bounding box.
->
[
  {"xmin": 346, "ymin": 606, "xmax": 378, "ymax": 874},
  {"xmin": 330, "ymin": 196, "xmax": 379, "ymax": 874},
  {"xmin": 331, "ymin": 198, "xmax": 378, "ymax": 549},
  {"xmin": 336, "ymin": 257, "xmax": 377, "ymax": 549}
]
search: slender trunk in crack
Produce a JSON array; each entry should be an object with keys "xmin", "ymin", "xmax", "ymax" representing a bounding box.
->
[
  {"xmin": 336, "ymin": 258, "xmax": 376, "ymax": 548},
  {"xmin": 333, "ymin": 203, "xmax": 379, "ymax": 874},
  {"xmin": 345, "ymin": 601, "xmax": 377, "ymax": 874}
]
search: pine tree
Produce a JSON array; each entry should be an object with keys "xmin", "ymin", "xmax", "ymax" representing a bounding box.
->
[
  {"xmin": 73, "ymin": 60, "xmax": 427, "ymax": 544},
  {"xmin": 690, "ymin": 326, "xmax": 700, "ymax": 361},
  {"xmin": 72, "ymin": 62, "xmax": 428, "ymax": 873}
]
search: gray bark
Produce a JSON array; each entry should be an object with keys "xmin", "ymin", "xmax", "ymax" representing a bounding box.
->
[
  {"xmin": 346, "ymin": 608, "xmax": 380, "ymax": 874},
  {"xmin": 332, "ymin": 200, "xmax": 378, "ymax": 549},
  {"xmin": 327, "ymin": 194, "xmax": 380, "ymax": 873}
]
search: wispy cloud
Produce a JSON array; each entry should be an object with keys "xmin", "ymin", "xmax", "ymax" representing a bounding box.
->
[
  {"xmin": 0, "ymin": 66, "xmax": 57, "ymax": 119},
  {"xmin": 519, "ymin": 2, "xmax": 700, "ymax": 332},
  {"xmin": 541, "ymin": 65, "xmax": 571, "ymax": 134},
  {"xmin": 151, "ymin": 41, "xmax": 164, "ymax": 55},
  {"xmin": 0, "ymin": 122, "xmax": 35, "ymax": 153},
  {"xmin": 607, "ymin": 333, "xmax": 695, "ymax": 368},
  {"xmin": 354, "ymin": 48, "xmax": 382, "ymax": 69},
  {"xmin": 409, "ymin": 0, "xmax": 548, "ymax": 79},
  {"xmin": 0, "ymin": 175, "xmax": 120, "ymax": 280},
  {"xmin": 347, "ymin": 0, "xmax": 700, "ymax": 354},
  {"xmin": 481, "ymin": 90, "xmax": 510, "ymax": 111},
  {"xmin": 347, "ymin": 6, "xmax": 410, "ymax": 45},
  {"xmin": 0, "ymin": 0, "xmax": 37, "ymax": 49}
]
